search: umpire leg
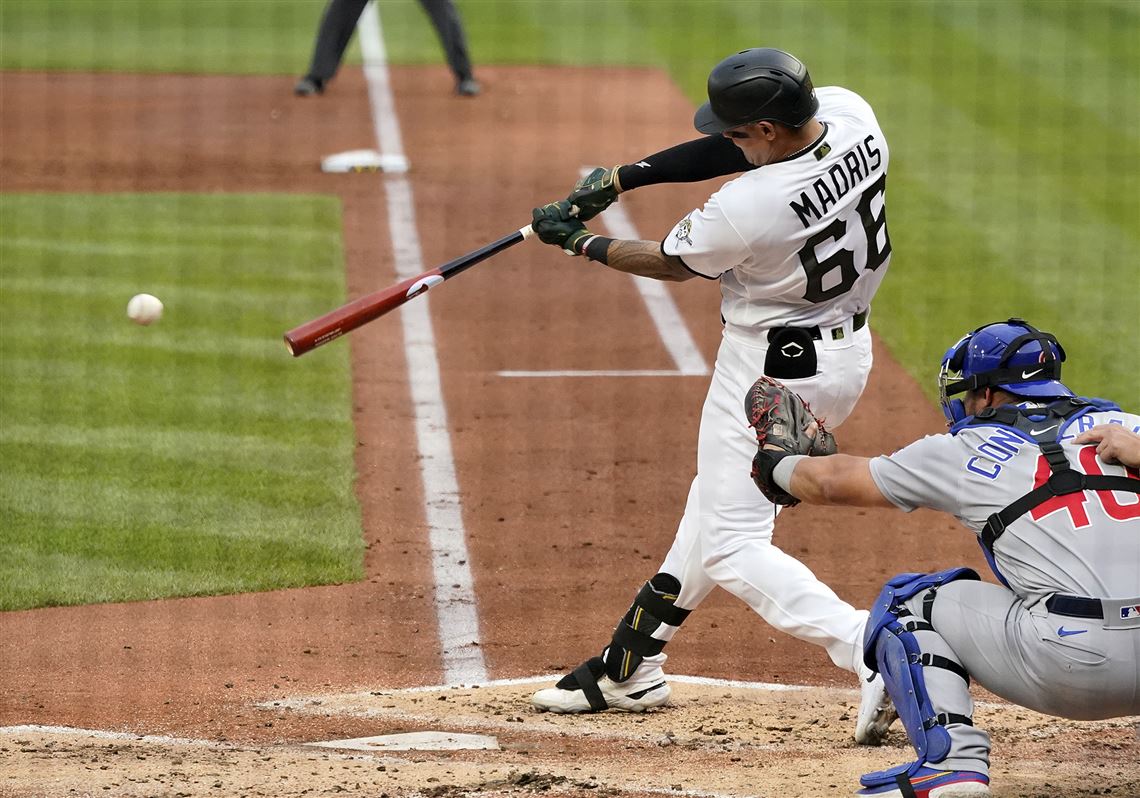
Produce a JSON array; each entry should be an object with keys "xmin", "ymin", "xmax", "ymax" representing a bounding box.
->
[
  {"xmin": 302, "ymin": 0, "xmax": 371, "ymax": 84},
  {"xmin": 417, "ymin": 0, "xmax": 476, "ymax": 84}
]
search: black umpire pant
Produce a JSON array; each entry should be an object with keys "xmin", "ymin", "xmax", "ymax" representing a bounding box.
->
[{"xmin": 304, "ymin": 0, "xmax": 474, "ymax": 83}]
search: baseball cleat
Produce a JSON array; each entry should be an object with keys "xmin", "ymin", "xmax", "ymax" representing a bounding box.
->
[
  {"xmin": 854, "ymin": 670, "xmax": 898, "ymax": 745},
  {"xmin": 532, "ymin": 657, "xmax": 670, "ymax": 713},
  {"xmin": 857, "ymin": 767, "xmax": 990, "ymax": 797},
  {"xmin": 455, "ymin": 77, "xmax": 481, "ymax": 96},
  {"xmin": 294, "ymin": 76, "xmax": 324, "ymax": 96}
]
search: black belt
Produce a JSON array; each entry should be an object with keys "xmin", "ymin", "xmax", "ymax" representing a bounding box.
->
[
  {"xmin": 767, "ymin": 309, "xmax": 869, "ymax": 343},
  {"xmin": 1046, "ymin": 594, "xmax": 1103, "ymax": 619}
]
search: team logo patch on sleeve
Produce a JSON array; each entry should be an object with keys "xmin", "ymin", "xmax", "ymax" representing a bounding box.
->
[{"xmin": 675, "ymin": 216, "xmax": 694, "ymax": 246}]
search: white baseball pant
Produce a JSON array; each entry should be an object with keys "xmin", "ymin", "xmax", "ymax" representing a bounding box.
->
[{"xmin": 653, "ymin": 320, "xmax": 874, "ymax": 674}]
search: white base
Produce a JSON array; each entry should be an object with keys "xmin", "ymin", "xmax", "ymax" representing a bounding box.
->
[{"xmin": 320, "ymin": 149, "xmax": 410, "ymax": 174}]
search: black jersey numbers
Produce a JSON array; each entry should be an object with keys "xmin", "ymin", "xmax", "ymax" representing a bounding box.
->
[
  {"xmin": 799, "ymin": 219, "xmax": 856, "ymax": 303},
  {"xmin": 857, "ymin": 173, "xmax": 891, "ymax": 273},
  {"xmin": 799, "ymin": 173, "xmax": 890, "ymax": 303}
]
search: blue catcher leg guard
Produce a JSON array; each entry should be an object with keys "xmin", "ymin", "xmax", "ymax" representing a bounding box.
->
[{"xmin": 862, "ymin": 568, "xmax": 979, "ymax": 765}]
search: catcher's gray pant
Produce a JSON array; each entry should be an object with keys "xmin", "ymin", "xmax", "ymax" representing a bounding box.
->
[
  {"xmin": 650, "ymin": 321, "xmax": 874, "ymax": 675},
  {"xmin": 906, "ymin": 580, "xmax": 1140, "ymax": 775}
]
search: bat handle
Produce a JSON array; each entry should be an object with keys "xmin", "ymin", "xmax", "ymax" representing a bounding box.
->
[{"xmin": 520, "ymin": 203, "xmax": 578, "ymax": 240}]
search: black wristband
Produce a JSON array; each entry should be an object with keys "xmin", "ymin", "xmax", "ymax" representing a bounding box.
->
[
  {"xmin": 754, "ymin": 448, "xmax": 788, "ymax": 484},
  {"xmin": 582, "ymin": 235, "xmax": 613, "ymax": 264},
  {"xmin": 751, "ymin": 449, "xmax": 799, "ymax": 506}
]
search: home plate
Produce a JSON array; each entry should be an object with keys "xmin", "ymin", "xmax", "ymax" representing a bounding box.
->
[
  {"xmin": 320, "ymin": 149, "xmax": 410, "ymax": 173},
  {"xmin": 306, "ymin": 731, "xmax": 499, "ymax": 752}
]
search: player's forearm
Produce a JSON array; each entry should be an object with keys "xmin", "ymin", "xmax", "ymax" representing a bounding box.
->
[
  {"xmin": 596, "ymin": 239, "xmax": 695, "ymax": 282},
  {"xmin": 616, "ymin": 135, "xmax": 755, "ymax": 191},
  {"xmin": 782, "ymin": 454, "xmax": 893, "ymax": 507}
]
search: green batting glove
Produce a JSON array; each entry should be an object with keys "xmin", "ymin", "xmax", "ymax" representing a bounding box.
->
[
  {"xmin": 568, "ymin": 166, "xmax": 622, "ymax": 221},
  {"xmin": 531, "ymin": 201, "xmax": 593, "ymax": 255}
]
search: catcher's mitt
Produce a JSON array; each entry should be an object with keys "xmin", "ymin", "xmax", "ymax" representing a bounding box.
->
[{"xmin": 745, "ymin": 375, "xmax": 837, "ymax": 506}]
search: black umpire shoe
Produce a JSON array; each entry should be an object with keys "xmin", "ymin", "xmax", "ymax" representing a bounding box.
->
[
  {"xmin": 456, "ymin": 77, "xmax": 481, "ymax": 97},
  {"xmin": 294, "ymin": 76, "xmax": 325, "ymax": 96}
]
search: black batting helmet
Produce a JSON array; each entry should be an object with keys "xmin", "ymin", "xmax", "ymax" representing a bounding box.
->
[{"xmin": 694, "ymin": 48, "xmax": 819, "ymax": 134}]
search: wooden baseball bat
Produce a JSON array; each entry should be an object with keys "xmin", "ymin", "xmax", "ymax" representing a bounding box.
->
[{"xmin": 284, "ymin": 224, "xmax": 536, "ymax": 357}]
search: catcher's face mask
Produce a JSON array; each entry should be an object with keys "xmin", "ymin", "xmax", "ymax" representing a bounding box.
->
[{"xmin": 938, "ymin": 337, "xmax": 971, "ymax": 425}]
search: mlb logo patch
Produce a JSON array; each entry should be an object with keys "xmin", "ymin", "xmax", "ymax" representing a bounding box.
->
[{"xmin": 1121, "ymin": 605, "xmax": 1140, "ymax": 620}]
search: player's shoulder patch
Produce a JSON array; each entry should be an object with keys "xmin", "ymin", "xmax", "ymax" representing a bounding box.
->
[{"xmin": 674, "ymin": 215, "xmax": 694, "ymax": 247}]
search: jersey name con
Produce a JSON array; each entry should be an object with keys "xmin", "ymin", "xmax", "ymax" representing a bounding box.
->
[
  {"xmin": 663, "ymin": 86, "xmax": 890, "ymax": 330},
  {"xmin": 869, "ymin": 408, "xmax": 1140, "ymax": 603}
]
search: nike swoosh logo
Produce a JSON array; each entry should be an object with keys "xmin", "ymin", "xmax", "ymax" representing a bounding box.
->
[
  {"xmin": 1030, "ymin": 424, "xmax": 1059, "ymax": 435},
  {"xmin": 1021, "ymin": 369, "xmax": 1044, "ymax": 379},
  {"xmin": 1057, "ymin": 627, "xmax": 1087, "ymax": 638}
]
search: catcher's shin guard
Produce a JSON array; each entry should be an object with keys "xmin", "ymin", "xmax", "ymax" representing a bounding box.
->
[
  {"xmin": 864, "ymin": 569, "xmax": 978, "ymax": 765},
  {"xmin": 603, "ymin": 573, "xmax": 690, "ymax": 682}
]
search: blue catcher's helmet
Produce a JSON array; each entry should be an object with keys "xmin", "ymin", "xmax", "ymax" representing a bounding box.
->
[{"xmin": 937, "ymin": 318, "xmax": 1072, "ymax": 424}]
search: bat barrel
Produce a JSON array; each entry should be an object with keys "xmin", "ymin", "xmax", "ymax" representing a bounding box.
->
[
  {"xmin": 283, "ymin": 225, "xmax": 534, "ymax": 357},
  {"xmin": 284, "ymin": 277, "xmax": 429, "ymax": 356}
]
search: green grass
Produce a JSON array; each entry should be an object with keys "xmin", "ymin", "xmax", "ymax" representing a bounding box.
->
[
  {"xmin": 0, "ymin": 194, "xmax": 363, "ymax": 610},
  {"xmin": 0, "ymin": 0, "xmax": 325, "ymax": 74},
  {"xmin": 3, "ymin": 1, "xmax": 1133, "ymax": 401}
]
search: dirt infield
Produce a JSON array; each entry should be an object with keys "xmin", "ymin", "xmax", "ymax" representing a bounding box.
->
[
  {"xmin": 4, "ymin": 682, "xmax": 1137, "ymax": 797},
  {"xmin": 1, "ymin": 65, "xmax": 1136, "ymax": 797}
]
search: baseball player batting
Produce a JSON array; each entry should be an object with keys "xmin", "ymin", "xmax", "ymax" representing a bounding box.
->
[
  {"xmin": 528, "ymin": 47, "xmax": 896, "ymax": 743},
  {"xmin": 751, "ymin": 318, "xmax": 1140, "ymax": 797}
]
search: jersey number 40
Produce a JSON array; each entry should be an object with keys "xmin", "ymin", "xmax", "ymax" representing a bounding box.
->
[
  {"xmin": 798, "ymin": 173, "xmax": 890, "ymax": 303},
  {"xmin": 1032, "ymin": 447, "xmax": 1140, "ymax": 527}
]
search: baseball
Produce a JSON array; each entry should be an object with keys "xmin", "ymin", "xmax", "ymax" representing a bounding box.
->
[{"xmin": 127, "ymin": 293, "xmax": 163, "ymax": 325}]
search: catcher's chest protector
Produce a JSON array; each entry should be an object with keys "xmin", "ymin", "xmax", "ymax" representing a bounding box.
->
[{"xmin": 958, "ymin": 399, "xmax": 1140, "ymax": 554}]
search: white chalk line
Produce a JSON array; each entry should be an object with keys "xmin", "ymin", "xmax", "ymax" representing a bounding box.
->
[
  {"xmin": 498, "ymin": 369, "xmax": 702, "ymax": 378},
  {"xmin": 359, "ymin": 4, "xmax": 486, "ymax": 686},
  {"xmin": 261, "ymin": 673, "xmax": 812, "ymax": 703},
  {"xmin": 253, "ymin": 674, "xmax": 821, "ymax": 750},
  {"xmin": 0, "ymin": 724, "xmax": 232, "ymax": 748}
]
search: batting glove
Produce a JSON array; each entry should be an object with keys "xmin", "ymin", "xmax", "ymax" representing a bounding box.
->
[
  {"xmin": 531, "ymin": 201, "xmax": 592, "ymax": 256},
  {"xmin": 568, "ymin": 166, "xmax": 622, "ymax": 221}
]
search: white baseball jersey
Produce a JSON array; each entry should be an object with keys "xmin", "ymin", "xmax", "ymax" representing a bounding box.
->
[
  {"xmin": 663, "ymin": 86, "xmax": 890, "ymax": 330},
  {"xmin": 869, "ymin": 408, "xmax": 1140, "ymax": 603}
]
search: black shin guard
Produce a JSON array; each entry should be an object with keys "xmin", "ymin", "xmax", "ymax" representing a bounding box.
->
[{"xmin": 603, "ymin": 573, "xmax": 690, "ymax": 682}]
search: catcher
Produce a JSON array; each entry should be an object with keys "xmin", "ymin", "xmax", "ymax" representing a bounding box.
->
[{"xmin": 748, "ymin": 319, "xmax": 1140, "ymax": 798}]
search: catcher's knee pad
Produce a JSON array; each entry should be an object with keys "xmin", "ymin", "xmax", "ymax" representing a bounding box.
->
[
  {"xmin": 864, "ymin": 568, "xmax": 979, "ymax": 764},
  {"xmin": 603, "ymin": 573, "xmax": 690, "ymax": 682}
]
